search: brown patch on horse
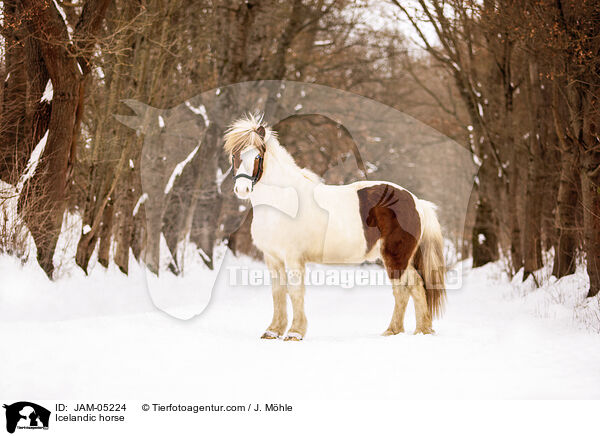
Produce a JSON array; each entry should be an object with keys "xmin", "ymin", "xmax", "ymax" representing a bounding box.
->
[
  {"xmin": 252, "ymin": 152, "xmax": 264, "ymax": 183},
  {"xmin": 357, "ymin": 184, "xmax": 421, "ymax": 279},
  {"xmin": 232, "ymin": 152, "xmax": 242, "ymax": 171}
]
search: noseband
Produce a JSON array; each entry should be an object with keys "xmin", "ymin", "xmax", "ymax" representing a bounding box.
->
[{"xmin": 232, "ymin": 153, "xmax": 264, "ymax": 187}]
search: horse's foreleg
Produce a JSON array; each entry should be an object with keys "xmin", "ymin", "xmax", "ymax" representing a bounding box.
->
[
  {"xmin": 284, "ymin": 261, "xmax": 307, "ymax": 341},
  {"xmin": 383, "ymin": 273, "xmax": 410, "ymax": 335},
  {"xmin": 409, "ymin": 268, "xmax": 434, "ymax": 334},
  {"xmin": 262, "ymin": 255, "xmax": 288, "ymax": 339}
]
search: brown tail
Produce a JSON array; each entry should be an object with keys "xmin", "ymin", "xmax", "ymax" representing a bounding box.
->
[{"xmin": 414, "ymin": 200, "xmax": 446, "ymax": 319}]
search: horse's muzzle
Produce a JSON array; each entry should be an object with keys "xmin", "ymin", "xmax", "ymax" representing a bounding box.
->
[{"xmin": 234, "ymin": 180, "xmax": 252, "ymax": 199}]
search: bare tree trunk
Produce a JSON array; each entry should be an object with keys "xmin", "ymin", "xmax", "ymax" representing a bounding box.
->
[
  {"xmin": 562, "ymin": 70, "xmax": 600, "ymax": 297},
  {"xmin": 142, "ymin": 150, "xmax": 165, "ymax": 275},
  {"xmin": 114, "ymin": 164, "xmax": 138, "ymax": 274},
  {"xmin": 97, "ymin": 199, "xmax": 114, "ymax": 268},
  {"xmin": 0, "ymin": 0, "xmax": 29, "ymax": 183},
  {"xmin": 18, "ymin": 0, "xmax": 109, "ymax": 278},
  {"xmin": 522, "ymin": 153, "xmax": 544, "ymax": 280},
  {"xmin": 76, "ymin": 52, "xmax": 120, "ymax": 273},
  {"xmin": 508, "ymin": 148, "xmax": 523, "ymax": 274},
  {"xmin": 498, "ymin": 34, "xmax": 522, "ymax": 275},
  {"xmin": 553, "ymin": 146, "xmax": 579, "ymax": 277},
  {"xmin": 75, "ymin": 226, "xmax": 99, "ymax": 272},
  {"xmin": 541, "ymin": 149, "xmax": 560, "ymax": 252},
  {"xmin": 472, "ymin": 154, "xmax": 499, "ymax": 267},
  {"xmin": 20, "ymin": 52, "xmax": 80, "ymax": 277},
  {"xmin": 581, "ymin": 150, "xmax": 600, "ymax": 297},
  {"xmin": 522, "ymin": 58, "xmax": 545, "ymax": 281},
  {"xmin": 472, "ymin": 196, "xmax": 499, "ymax": 267},
  {"xmin": 185, "ymin": 122, "xmax": 223, "ymax": 268}
]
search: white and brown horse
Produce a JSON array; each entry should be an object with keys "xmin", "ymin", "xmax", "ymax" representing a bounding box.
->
[{"xmin": 224, "ymin": 114, "xmax": 446, "ymax": 341}]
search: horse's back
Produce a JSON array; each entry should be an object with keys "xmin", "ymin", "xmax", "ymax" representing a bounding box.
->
[{"xmin": 251, "ymin": 179, "xmax": 423, "ymax": 265}]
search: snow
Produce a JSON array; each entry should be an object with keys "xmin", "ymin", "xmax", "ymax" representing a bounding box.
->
[
  {"xmin": 184, "ymin": 101, "xmax": 209, "ymax": 126},
  {"xmin": 164, "ymin": 144, "xmax": 200, "ymax": 194},
  {"xmin": 51, "ymin": 0, "xmax": 74, "ymax": 41},
  {"xmin": 1, "ymin": 251, "xmax": 599, "ymax": 403},
  {"xmin": 41, "ymin": 80, "xmax": 53, "ymax": 102},
  {"xmin": 215, "ymin": 165, "xmax": 231, "ymax": 193},
  {"xmin": 132, "ymin": 193, "xmax": 148, "ymax": 216},
  {"xmin": 503, "ymin": 259, "xmax": 599, "ymax": 333},
  {"xmin": 198, "ymin": 248, "xmax": 211, "ymax": 264},
  {"xmin": 18, "ymin": 130, "xmax": 49, "ymax": 190},
  {"xmin": 95, "ymin": 66, "xmax": 105, "ymax": 79},
  {"xmin": 365, "ymin": 161, "xmax": 378, "ymax": 173}
]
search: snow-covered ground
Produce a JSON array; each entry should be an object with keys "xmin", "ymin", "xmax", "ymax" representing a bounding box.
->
[
  {"xmin": 503, "ymin": 260, "xmax": 600, "ymax": 334},
  {"xmin": 1, "ymin": 251, "xmax": 599, "ymax": 402}
]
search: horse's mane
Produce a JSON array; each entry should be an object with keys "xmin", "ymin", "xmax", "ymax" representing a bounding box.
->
[
  {"xmin": 266, "ymin": 135, "xmax": 321, "ymax": 183},
  {"xmin": 223, "ymin": 113, "xmax": 270, "ymax": 155}
]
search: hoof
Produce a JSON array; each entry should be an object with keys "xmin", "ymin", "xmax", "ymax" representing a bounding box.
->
[
  {"xmin": 283, "ymin": 332, "xmax": 303, "ymax": 341},
  {"xmin": 414, "ymin": 327, "xmax": 435, "ymax": 335},
  {"xmin": 382, "ymin": 328, "xmax": 404, "ymax": 336},
  {"xmin": 261, "ymin": 330, "xmax": 280, "ymax": 339}
]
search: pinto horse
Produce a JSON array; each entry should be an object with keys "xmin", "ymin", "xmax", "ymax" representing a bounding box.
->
[{"xmin": 224, "ymin": 114, "xmax": 446, "ymax": 341}]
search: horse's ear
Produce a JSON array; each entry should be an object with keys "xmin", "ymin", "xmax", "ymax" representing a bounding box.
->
[{"xmin": 256, "ymin": 125, "xmax": 265, "ymax": 140}]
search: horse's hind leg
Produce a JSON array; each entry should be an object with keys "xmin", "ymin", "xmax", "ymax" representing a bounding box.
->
[
  {"xmin": 383, "ymin": 272, "xmax": 410, "ymax": 336},
  {"xmin": 261, "ymin": 255, "xmax": 288, "ymax": 339},
  {"xmin": 409, "ymin": 267, "xmax": 434, "ymax": 334}
]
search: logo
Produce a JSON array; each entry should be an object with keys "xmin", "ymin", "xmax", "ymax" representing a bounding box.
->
[{"xmin": 3, "ymin": 402, "xmax": 50, "ymax": 433}]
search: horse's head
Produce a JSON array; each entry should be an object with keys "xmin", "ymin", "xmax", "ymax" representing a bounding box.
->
[{"xmin": 224, "ymin": 114, "xmax": 269, "ymax": 199}]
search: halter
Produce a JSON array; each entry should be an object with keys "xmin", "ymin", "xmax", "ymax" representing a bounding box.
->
[{"xmin": 232, "ymin": 153, "xmax": 264, "ymax": 187}]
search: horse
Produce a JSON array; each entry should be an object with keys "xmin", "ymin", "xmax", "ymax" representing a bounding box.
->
[{"xmin": 224, "ymin": 114, "xmax": 446, "ymax": 341}]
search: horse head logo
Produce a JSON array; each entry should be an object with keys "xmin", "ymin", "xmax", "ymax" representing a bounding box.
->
[
  {"xmin": 3, "ymin": 402, "xmax": 50, "ymax": 433},
  {"xmin": 114, "ymin": 81, "xmax": 476, "ymax": 320}
]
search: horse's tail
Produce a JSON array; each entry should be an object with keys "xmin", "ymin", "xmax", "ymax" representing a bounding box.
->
[{"xmin": 414, "ymin": 200, "xmax": 446, "ymax": 319}]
